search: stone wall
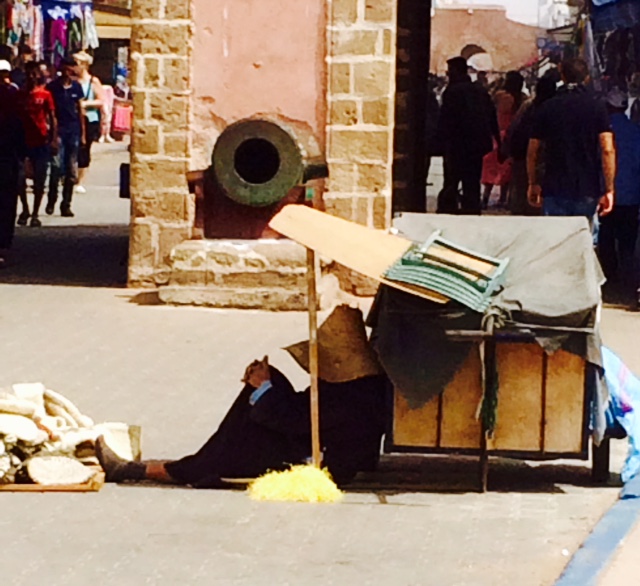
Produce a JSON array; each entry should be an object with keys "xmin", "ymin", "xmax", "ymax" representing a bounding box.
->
[
  {"xmin": 128, "ymin": 0, "xmax": 194, "ymax": 287},
  {"xmin": 325, "ymin": 0, "xmax": 397, "ymax": 231}
]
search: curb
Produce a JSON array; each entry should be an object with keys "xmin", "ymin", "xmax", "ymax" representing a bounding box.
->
[{"xmin": 555, "ymin": 498, "xmax": 640, "ymax": 586}]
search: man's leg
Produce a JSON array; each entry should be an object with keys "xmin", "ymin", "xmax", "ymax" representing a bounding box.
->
[
  {"xmin": 17, "ymin": 160, "xmax": 29, "ymax": 225},
  {"xmin": 61, "ymin": 135, "xmax": 79, "ymax": 216},
  {"xmin": 460, "ymin": 156, "xmax": 483, "ymax": 215},
  {"xmin": 598, "ymin": 209, "xmax": 618, "ymax": 281},
  {"xmin": 47, "ymin": 144, "xmax": 62, "ymax": 214},
  {"xmin": 437, "ymin": 156, "xmax": 461, "ymax": 214},
  {"xmin": 30, "ymin": 147, "xmax": 49, "ymax": 226}
]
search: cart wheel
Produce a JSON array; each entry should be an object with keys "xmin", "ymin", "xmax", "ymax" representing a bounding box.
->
[{"xmin": 592, "ymin": 438, "xmax": 610, "ymax": 484}]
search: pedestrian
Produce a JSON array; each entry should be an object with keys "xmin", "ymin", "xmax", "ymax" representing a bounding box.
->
[
  {"xmin": 10, "ymin": 45, "xmax": 35, "ymax": 90},
  {"xmin": 46, "ymin": 58, "xmax": 85, "ymax": 218},
  {"xmin": 504, "ymin": 76, "xmax": 557, "ymax": 215},
  {"xmin": 0, "ymin": 59, "xmax": 18, "ymax": 90},
  {"xmin": 0, "ymin": 82, "xmax": 26, "ymax": 267},
  {"xmin": 527, "ymin": 58, "xmax": 616, "ymax": 225},
  {"xmin": 73, "ymin": 51, "xmax": 105, "ymax": 194},
  {"xmin": 16, "ymin": 61, "xmax": 57, "ymax": 228},
  {"xmin": 481, "ymin": 70, "xmax": 526, "ymax": 209},
  {"xmin": 598, "ymin": 88, "xmax": 640, "ymax": 302},
  {"xmin": 436, "ymin": 56, "xmax": 500, "ymax": 215}
]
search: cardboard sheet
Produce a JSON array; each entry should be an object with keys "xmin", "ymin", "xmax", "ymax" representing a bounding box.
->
[{"xmin": 268, "ymin": 205, "xmax": 448, "ymax": 304}]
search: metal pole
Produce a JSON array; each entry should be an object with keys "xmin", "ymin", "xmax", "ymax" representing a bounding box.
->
[{"xmin": 306, "ymin": 247, "xmax": 322, "ymax": 467}]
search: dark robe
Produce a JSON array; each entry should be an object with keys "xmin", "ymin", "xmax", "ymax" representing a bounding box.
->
[{"xmin": 165, "ymin": 367, "xmax": 388, "ymax": 488}]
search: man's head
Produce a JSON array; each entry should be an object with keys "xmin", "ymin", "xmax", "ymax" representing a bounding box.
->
[
  {"xmin": 0, "ymin": 60, "xmax": 11, "ymax": 85},
  {"xmin": 447, "ymin": 56, "xmax": 469, "ymax": 83},
  {"xmin": 59, "ymin": 58, "xmax": 78, "ymax": 81},
  {"xmin": 18, "ymin": 45, "xmax": 34, "ymax": 64},
  {"xmin": 606, "ymin": 87, "xmax": 629, "ymax": 114},
  {"xmin": 25, "ymin": 61, "xmax": 43, "ymax": 88},
  {"xmin": 560, "ymin": 58, "xmax": 589, "ymax": 85}
]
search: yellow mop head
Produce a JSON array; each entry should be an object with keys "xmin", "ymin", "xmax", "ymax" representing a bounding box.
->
[{"xmin": 248, "ymin": 465, "xmax": 344, "ymax": 503}]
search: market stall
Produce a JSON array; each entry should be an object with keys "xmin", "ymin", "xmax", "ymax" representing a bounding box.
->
[
  {"xmin": 0, "ymin": 0, "xmax": 99, "ymax": 65},
  {"xmin": 269, "ymin": 206, "xmax": 610, "ymax": 492}
]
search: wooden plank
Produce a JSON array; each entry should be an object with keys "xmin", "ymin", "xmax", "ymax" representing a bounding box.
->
[
  {"xmin": 393, "ymin": 390, "xmax": 439, "ymax": 447},
  {"xmin": 268, "ymin": 205, "xmax": 448, "ymax": 304},
  {"xmin": 0, "ymin": 467, "xmax": 105, "ymax": 493},
  {"xmin": 545, "ymin": 350, "xmax": 586, "ymax": 453},
  {"xmin": 440, "ymin": 347, "xmax": 483, "ymax": 449},
  {"xmin": 490, "ymin": 343, "xmax": 544, "ymax": 451}
]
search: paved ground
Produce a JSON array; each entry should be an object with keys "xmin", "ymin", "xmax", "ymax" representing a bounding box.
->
[{"xmin": 0, "ymin": 144, "xmax": 638, "ymax": 585}]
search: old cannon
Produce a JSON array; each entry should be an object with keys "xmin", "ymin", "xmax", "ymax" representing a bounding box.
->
[{"xmin": 191, "ymin": 115, "xmax": 328, "ymax": 239}]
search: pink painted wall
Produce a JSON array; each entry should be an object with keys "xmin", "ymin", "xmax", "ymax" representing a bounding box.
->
[{"xmin": 191, "ymin": 0, "xmax": 327, "ymax": 167}]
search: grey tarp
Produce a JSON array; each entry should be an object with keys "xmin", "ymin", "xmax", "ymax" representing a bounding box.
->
[{"xmin": 367, "ymin": 214, "xmax": 608, "ymax": 442}]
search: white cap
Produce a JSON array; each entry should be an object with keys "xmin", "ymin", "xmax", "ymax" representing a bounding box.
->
[{"xmin": 0, "ymin": 60, "xmax": 11, "ymax": 72}]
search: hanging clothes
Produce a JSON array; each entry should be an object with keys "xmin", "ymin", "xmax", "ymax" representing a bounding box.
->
[{"xmin": 83, "ymin": 7, "xmax": 99, "ymax": 50}]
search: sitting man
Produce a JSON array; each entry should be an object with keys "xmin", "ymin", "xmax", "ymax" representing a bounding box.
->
[{"xmin": 96, "ymin": 306, "xmax": 389, "ymax": 487}]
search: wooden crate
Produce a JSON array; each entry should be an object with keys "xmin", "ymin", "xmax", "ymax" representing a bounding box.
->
[
  {"xmin": 388, "ymin": 343, "xmax": 588, "ymax": 459},
  {"xmin": 0, "ymin": 466, "xmax": 105, "ymax": 493}
]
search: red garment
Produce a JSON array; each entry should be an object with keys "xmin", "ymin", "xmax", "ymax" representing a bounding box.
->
[
  {"xmin": 19, "ymin": 87, "xmax": 55, "ymax": 148},
  {"xmin": 482, "ymin": 90, "xmax": 522, "ymax": 186}
]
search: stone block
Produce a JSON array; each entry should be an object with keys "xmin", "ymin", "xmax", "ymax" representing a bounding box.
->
[
  {"xmin": 158, "ymin": 226, "xmax": 190, "ymax": 266},
  {"xmin": 353, "ymin": 61, "xmax": 393, "ymax": 97},
  {"xmin": 164, "ymin": 133, "xmax": 188, "ymax": 157},
  {"xmin": 132, "ymin": 191, "xmax": 187, "ymax": 221},
  {"xmin": 251, "ymin": 241, "xmax": 307, "ymax": 268},
  {"xmin": 324, "ymin": 196, "xmax": 353, "ymax": 221},
  {"xmin": 331, "ymin": 0, "xmax": 357, "ymax": 25},
  {"xmin": 365, "ymin": 0, "xmax": 394, "ymax": 23},
  {"xmin": 327, "ymin": 162, "xmax": 357, "ymax": 192},
  {"xmin": 132, "ymin": 92, "xmax": 146, "ymax": 121},
  {"xmin": 215, "ymin": 271, "xmax": 306, "ymax": 290},
  {"xmin": 164, "ymin": 0, "xmax": 190, "ymax": 20},
  {"xmin": 362, "ymin": 98, "xmax": 390, "ymax": 126},
  {"xmin": 144, "ymin": 58, "xmax": 161, "ymax": 88},
  {"xmin": 330, "ymin": 99, "xmax": 358, "ymax": 126},
  {"xmin": 131, "ymin": 0, "xmax": 160, "ymax": 19},
  {"xmin": 329, "ymin": 63, "xmax": 351, "ymax": 95},
  {"xmin": 330, "ymin": 129, "xmax": 390, "ymax": 163},
  {"xmin": 382, "ymin": 29, "xmax": 393, "ymax": 55},
  {"xmin": 168, "ymin": 269, "xmax": 206, "ymax": 287},
  {"xmin": 129, "ymin": 222, "xmax": 156, "ymax": 268},
  {"xmin": 373, "ymin": 195, "xmax": 390, "ymax": 229},
  {"xmin": 353, "ymin": 196, "xmax": 370, "ymax": 226},
  {"xmin": 163, "ymin": 58, "xmax": 190, "ymax": 93},
  {"xmin": 331, "ymin": 30, "xmax": 379, "ymax": 57},
  {"xmin": 148, "ymin": 94, "xmax": 189, "ymax": 128},
  {"xmin": 158, "ymin": 286, "xmax": 308, "ymax": 311},
  {"xmin": 357, "ymin": 163, "xmax": 389, "ymax": 193},
  {"xmin": 131, "ymin": 160, "xmax": 188, "ymax": 193},
  {"xmin": 133, "ymin": 124, "xmax": 160, "ymax": 155},
  {"xmin": 332, "ymin": 263, "xmax": 380, "ymax": 297},
  {"xmin": 131, "ymin": 23, "xmax": 190, "ymax": 56}
]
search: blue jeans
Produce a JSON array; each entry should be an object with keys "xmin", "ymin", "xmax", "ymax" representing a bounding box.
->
[
  {"xmin": 48, "ymin": 134, "xmax": 80, "ymax": 210},
  {"xmin": 543, "ymin": 196, "xmax": 600, "ymax": 244},
  {"xmin": 20, "ymin": 145, "xmax": 51, "ymax": 200}
]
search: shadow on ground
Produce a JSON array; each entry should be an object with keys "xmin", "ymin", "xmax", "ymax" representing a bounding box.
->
[
  {"xmin": 0, "ymin": 225, "xmax": 129, "ymax": 287},
  {"xmin": 117, "ymin": 454, "xmax": 622, "ymax": 496}
]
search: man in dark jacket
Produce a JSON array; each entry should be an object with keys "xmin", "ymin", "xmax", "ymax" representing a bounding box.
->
[
  {"xmin": 436, "ymin": 56, "xmax": 500, "ymax": 215},
  {"xmin": 0, "ymin": 81, "xmax": 25, "ymax": 266},
  {"xmin": 97, "ymin": 358, "xmax": 387, "ymax": 487}
]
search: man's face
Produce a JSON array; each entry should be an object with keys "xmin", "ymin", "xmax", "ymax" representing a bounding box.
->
[
  {"xmin": 0, "ymin": 71, "xmax": 9, "ymax": 84},
  {"xmin": 62, "ymin": 64, "xmax": 77, "ymax": 79}
]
